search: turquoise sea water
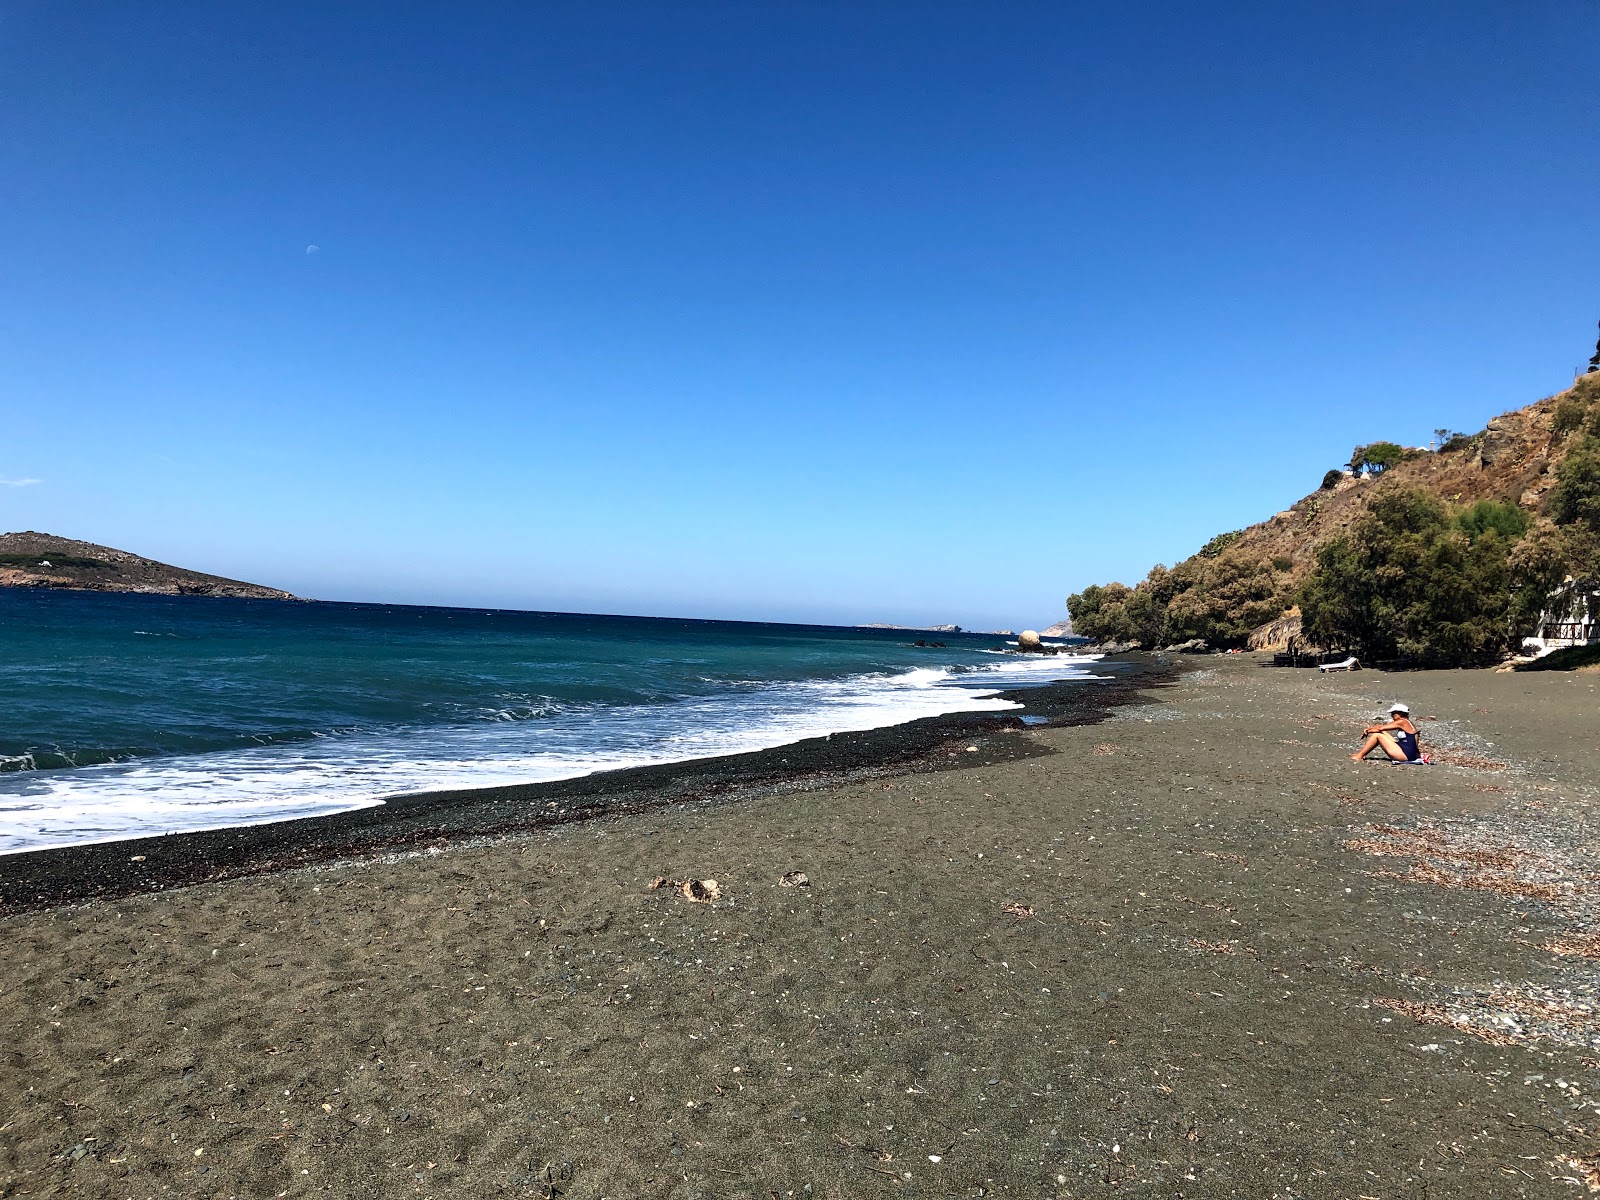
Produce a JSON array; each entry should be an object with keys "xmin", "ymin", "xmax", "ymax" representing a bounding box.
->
[{"xmin": 0, "ymin": 590, "xmax": 1097, "ymax": 854}]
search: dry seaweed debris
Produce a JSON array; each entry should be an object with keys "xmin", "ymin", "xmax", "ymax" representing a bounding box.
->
[
  {"xmin": 1542, "ymin": 932, "xmax": 1600, "ymax": 959},
  {"xmin": 1558, "ymin": 1150, "xmax": 1600, "ymax": 1194},
  {"xmin": 1343, "ymin": 824, "xmax": 1576, "ymax": 905},
  {"xmin": 1485, "ymin": 988, "xmax": 1600, "ymax": 1044},
  {"xmin": 1092, "ymin": 743, "xmax": 1116, "ymax": 756},
  {"xmin": 1345, "ymin": 823, "xmax": 1527, "ymax": 869},
  {"xmin": 1431, "ymin": 748, "xmax": 1508, "ymax": 771},
  {"xmin": 1001, "ymin": 902, "xmax": 1036, "ymax": 920},
  {"xmin": 1370, "ymin": 861, "xmax": 1572, "ymax": 905},
  {"xmin": 1379, "ymin": 984, "xmax": 1600, "ymax": 1053},
  {"xmin": 1371, "ymin": 997, "xmax": 1525, "ymax": 1048}
]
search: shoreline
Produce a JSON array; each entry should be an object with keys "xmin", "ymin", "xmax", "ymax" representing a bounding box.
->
[{"xmin": 0, "ymin": 655, "xmax": 1178, "ymax": 914}]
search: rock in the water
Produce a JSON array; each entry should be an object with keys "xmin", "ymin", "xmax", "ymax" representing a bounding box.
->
[{"xmin": 1017, "ymin": 630, "xmax": 1043, "ymax": 653}]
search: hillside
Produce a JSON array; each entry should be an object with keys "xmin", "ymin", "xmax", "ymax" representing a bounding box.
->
[
  {"xmin": 0, "ymin": 532, "xmax": 297, "ymax": 601},
  {"xmin": 1068, "ymin": 371, "xmax": 1600, "ymax": 652},
  {"xmin": 1203, "ymin": 382, "xmax": 1579, "ymax": 585}
]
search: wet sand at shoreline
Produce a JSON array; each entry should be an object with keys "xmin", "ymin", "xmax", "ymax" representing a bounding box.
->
[{"xmin": 2, "ymin": 656, "xmax": 1598, "ymax": 1197}]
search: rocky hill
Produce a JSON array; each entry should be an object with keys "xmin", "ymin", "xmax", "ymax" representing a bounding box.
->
[
  {"xmin": 1068, "ymin": 370, "xmax": 1600, "ymax": 650},
  {"xmin": 1203, "ymin": 384, "xmax": 1578, "ymax": 584},
  {"xmin": 0, "ymin": 532, "xmax": 297, "ymax": 600}
]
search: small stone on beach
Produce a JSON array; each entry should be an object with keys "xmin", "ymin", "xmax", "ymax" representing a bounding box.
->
[{"xmin": 680, "ymin": 877, "xmax": 720, "ymax": 903}]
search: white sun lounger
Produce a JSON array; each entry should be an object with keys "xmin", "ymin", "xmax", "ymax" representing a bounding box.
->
[{"xmin": 1318, "ymin": 656, "xmax": 1360, "ymax": 672}]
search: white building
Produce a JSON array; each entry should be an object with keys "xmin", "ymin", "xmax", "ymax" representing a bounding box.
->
[{"xmin": 1522, "ymin": 578, "xmax": 1600, "ymax": 657}]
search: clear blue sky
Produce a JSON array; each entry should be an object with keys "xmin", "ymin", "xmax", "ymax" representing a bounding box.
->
[{"xmin": 3, "ymin": 2, "xmax": 1596, "ymax": 630}]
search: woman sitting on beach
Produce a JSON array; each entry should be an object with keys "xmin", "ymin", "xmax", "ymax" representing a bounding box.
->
[{"xmin": 1351, "ymin": 703, "xmax": 1423, "ymax": 763}]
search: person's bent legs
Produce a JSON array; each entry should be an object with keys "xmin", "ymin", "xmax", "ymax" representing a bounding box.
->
[{"xmin": 1351, "ymin": 732, "xmax": 1406, "ymax": 761}]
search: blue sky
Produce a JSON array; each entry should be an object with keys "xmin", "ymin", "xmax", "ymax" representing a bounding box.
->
[{"xmin": 3, "ymin": 2, "xmax": 1596, "ymax": 630}]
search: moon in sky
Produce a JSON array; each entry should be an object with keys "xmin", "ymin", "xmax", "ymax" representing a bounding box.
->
[{"xmin": 305, "ymin": 244, "xmax": 320, "ymax": 255}]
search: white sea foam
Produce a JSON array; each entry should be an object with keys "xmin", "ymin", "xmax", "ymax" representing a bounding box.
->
[{"xmin": 0, "ymin": 654, "xmax": 1103, "ymax": 855}]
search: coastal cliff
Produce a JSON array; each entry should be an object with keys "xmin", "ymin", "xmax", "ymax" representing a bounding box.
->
[{"xmin": 0, "ymin": 532, "xmax": 297, "ymax": 600}]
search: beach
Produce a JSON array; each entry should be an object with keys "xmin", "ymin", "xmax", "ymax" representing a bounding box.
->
[{"xmin": 3, "ymin": 655, "xmax": 1598, "ymax": 1198}]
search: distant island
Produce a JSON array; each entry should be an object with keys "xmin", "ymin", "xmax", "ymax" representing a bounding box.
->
[{"xmin": 0, "ymin": 532, "xmax": 297, "ymax": 601}]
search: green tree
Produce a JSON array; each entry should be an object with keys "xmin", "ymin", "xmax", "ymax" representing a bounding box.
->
[
  {"xmin": 1163, "ymin": 553, "xmax": 1291, "ymax": 645},
  {"xmin": 1066, "ymin": 582, "xmax": 1135, "ymax": 643},
  {"xmin": 1320, "ymin": 469, "xmax": 1345, "ymax": 490},
  {"xmin": 1348, "ymin": 441, "xmax": 1405, "ymax": 476},
  {"xmin": 1123, "ymin": 584, "xmax": 1169, "ymax": 647},
  {"xmin": 1508, "ymin": 520, "xmax": 1600, "ymax": 633},
  {"xmin": 1551, "ymin": 434, "xmax": 1600, "ymax": 535},
  {"xmin": 1300, "ymin": 489, "xmax": 1522, "ymax": 665}
]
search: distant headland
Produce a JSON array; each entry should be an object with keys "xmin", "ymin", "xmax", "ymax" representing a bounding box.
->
[{"xmin": 0, "ymin": 532, "xmax": 297, "ymax": 601}]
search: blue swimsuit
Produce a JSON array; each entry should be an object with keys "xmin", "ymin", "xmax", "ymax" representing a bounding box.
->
[{"xmin": 1393, "ymin": 728, "xmax": 1421, "ymax": 762}]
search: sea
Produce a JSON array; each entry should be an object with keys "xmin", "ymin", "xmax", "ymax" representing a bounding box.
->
[{"xmin": 0, "ymin": 589, "xmax": 1098, "ymax": 855}]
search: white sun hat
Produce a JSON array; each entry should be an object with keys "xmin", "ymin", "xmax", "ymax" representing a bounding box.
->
[{"xmin": 1389, "ymin": 702, "xmax": 1410, "ymax": 713}]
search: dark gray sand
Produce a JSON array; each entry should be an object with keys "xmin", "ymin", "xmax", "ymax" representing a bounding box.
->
[{"xmin": 3, "ymin": 656, "xmax": 1599, "ymax": 1198}]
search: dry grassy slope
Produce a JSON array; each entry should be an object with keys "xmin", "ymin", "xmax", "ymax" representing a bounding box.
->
[
  {"xmin": 0, "ymin": 531, "xmax": 297, "ymax": 600},
  {"xmin": 1198, "ymin": 374, "xmax": 1595, "ymax": 594}
]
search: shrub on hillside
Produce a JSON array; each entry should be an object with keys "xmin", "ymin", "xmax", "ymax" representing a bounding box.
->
[
  {"xmin": 1456, "ymin": 499, "xmax": 1528, "ymax": 542},
  {"xmin": 1320, "ymin": 469, "xmax": 1345, "ymax": 490},
  {"xmin": 1197, "ymin": 530, "xmax": 1242, "ymax": 559},
  {"xmin": 1552, "ymin": 398, "xmax": 1590, "ymax": 438},
  {"xmin": 1551, "ymin": 434, "xmax": 1600, "ymax": 535}
]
